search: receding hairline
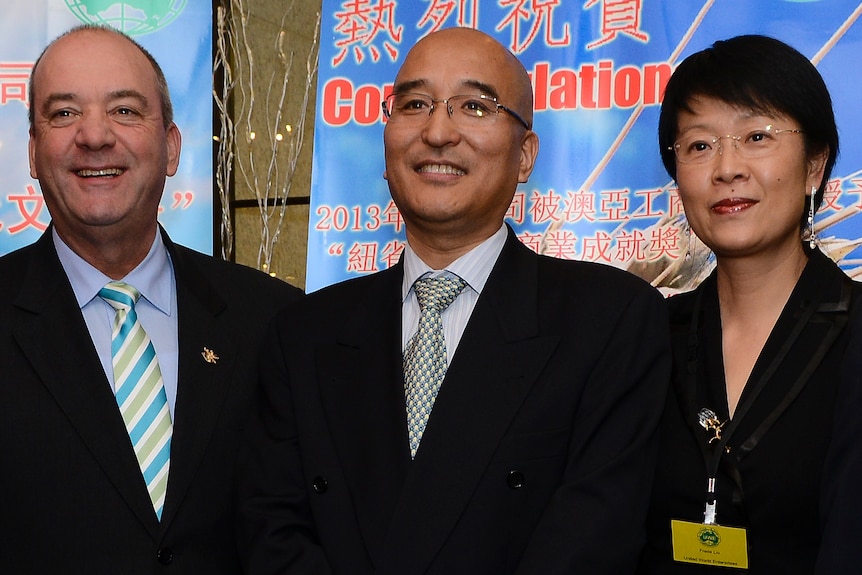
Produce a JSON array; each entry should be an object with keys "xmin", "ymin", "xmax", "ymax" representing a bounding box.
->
[{"xmin": 28, "ymin": 24, "xmax": 174, "ymax": 128}]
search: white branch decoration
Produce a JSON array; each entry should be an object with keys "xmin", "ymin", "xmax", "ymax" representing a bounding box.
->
[{"xmin": 214, "ymin": 0, "xmax": 320, "ymax": 274}]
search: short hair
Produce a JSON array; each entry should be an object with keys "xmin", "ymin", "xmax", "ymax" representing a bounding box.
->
[
  {"xmin": 658, "ymin": 35, "xmax": 838, "ymax": 218},
  {"xmin": 28, "ymin": 24, "xmax": 174, "ymax": 129}
]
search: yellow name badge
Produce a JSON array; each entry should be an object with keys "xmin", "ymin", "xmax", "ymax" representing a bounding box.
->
[{"xmin": 671, "ymin": 519, "xmax": 749, "ymax": 569}]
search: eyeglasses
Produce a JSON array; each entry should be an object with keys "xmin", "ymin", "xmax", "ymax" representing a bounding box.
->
[
  {"xmin": 670, "ymin": 124, "xmax": 803, "ymax": 164},
  {"xmin": 382, "ymin": 92, "xmax": 531, "ymax": 130}
]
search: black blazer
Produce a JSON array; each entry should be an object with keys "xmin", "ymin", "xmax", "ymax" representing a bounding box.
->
[
  {"xmin": 638, "ymin": 248, "xmax": 860, "ymax": 574},
  {"xmin": 0, "ymin": 228, "xmax": 302, "ymax": 574},
  {"xmin": 817, "ymin": 277, "xmax": 862, "ymax": 573},
  {"xmin": 240, "ymin": 229, "xmax": 672, "ymax": 575}
]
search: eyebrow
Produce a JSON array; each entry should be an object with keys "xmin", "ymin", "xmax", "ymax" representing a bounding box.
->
[
  {"xmin": 392, "ymin": 78, "xmax": 500, "ymax": 100},
  {"xmin": 392, "ymin": 79, "xmax": 427, "ymax": 94},
  {"xmin": 462, "ymin": 79, "xmax": 500, "ymax": 100},
  {"xmin": 109, "ymin": 89, "xmax": 150, "ymax": 109},
  {"xmin": 40, "ymin": 93, "xmax": 75, "ymax": 117},
  {"xmin": 678, "ymin": 117, "xmax": 778, "ymax": 135},
  {"xmin": 40, "ymin": 89, "xmax": 150, "ymax": 115}
]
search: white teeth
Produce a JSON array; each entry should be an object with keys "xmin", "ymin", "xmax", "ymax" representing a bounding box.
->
[
  {"xmin": 77, "ymin": 168, "xmax": 123, "ymax": 177},
  {"xmin": 419, "ymin": 164, "xmax": 465, "ymax": 176}
]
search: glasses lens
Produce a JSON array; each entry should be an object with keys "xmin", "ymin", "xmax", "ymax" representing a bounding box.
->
[
  {"xmin": 737, "ymin": 128, "xmax": 782, "ymax": 158},
  {"xmin": 448, "ymin": 95, "xmax": 499, "ymax": 121},
  {"xmin": 673, "ymin": 135, "xmax": 717, "ymax": 164},
  {"xmin": 385, "ymin": 93, "xmax": 432, "ymax": 121}
]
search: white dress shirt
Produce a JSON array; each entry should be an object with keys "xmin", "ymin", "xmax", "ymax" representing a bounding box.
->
[{"xmin": 401, "ymin": 224, "xmax": 508, "ymax": 364}]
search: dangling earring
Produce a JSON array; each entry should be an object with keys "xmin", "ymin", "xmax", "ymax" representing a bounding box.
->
[
  {"xmin": 808, "ymin": 186, "xmax": 817, "ymax": 249},
  {"xmin": 685, "ymin": 222, "xmax": 692, "ymax": 261}
]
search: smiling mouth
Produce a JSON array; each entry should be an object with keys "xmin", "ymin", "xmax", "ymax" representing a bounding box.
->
[
  {"xmin": 712, "ymin": 198, "xmax": 757, "ymax": 214},
  {"xmin": 418, "ymin": 164, "xmax": 465, "ymax": 176},
  {"xmin": 77, "ymin": 168, "xmax": 124, "ymax": 177}
]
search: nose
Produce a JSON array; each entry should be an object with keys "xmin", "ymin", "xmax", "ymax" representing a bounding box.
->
[
  {"xmin": 74, "ymin": 112, "xmax": 117, "ymax": 150},
  {"xmin": 713, "ymin": 136, "xmax": 747, "ymax": 183},
  {"xmin": 421, "ymin": 100, "xmax": 461, "ymax": 148}
]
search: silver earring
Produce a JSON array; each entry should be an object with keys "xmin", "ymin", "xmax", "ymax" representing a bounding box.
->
[
  {"xmin": 808, "ymin": 186, "xmax": 817, "ymax": 249},
  {"xmin": 685, "ymin": 223, "xmax": 692, "ymax": 261}
]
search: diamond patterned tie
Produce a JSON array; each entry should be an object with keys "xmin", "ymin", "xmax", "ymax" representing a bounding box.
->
[
  {"xmin": 99, "ymin": 281, "xmax": 172, "ymax": 520},
  {"xmin": 403, "ymin": 275, "xmax": 467, "ymax": 459}
]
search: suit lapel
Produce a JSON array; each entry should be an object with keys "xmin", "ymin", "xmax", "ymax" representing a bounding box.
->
[
  {"xmin": 316, "ymin": 265, "xmax": 411, "ymax": 560},
  {"xmin": 377, "ymin": 234, "xmax": 559, "ymax": 575},
  {"xmin": 727, "ymin": 249, "xmax": 854, "ymax": 449},
  {"xmin": 11, "ymin": 231, "xmax": 160, "ymax": 537},
  {"xmin": 676, "ymin": 250, "xmax": 854, "ymax": 452},
  {"xmin": 157, "ymin": 238, "xmax": 233, "ymax": 530}
]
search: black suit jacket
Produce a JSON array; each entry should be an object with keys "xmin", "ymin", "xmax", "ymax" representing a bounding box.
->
[
  {"xmin": 638, "ymin": 248, "xmax": 860, "ymax": 574},
  {"xmin": 818, "ymin": 274, "xmax": 862, "ymax": 574},
  {"xmin": 0, "ymin": 228, "xmax": 302, "ymax": 574},
  {"xmin": 240, "ymin": 229, "xmax": 671, "ymax": 575}
]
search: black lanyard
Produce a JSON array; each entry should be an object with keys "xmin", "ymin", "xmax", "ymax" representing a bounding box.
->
[{"xmin": 683, "ymin": 276, "xmax": 851, "ymax": 518}]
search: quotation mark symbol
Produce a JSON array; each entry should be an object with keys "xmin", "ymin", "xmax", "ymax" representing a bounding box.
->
[{"xmin": 172, "ymin": 191, "xmax": 194, "ymax": 209}]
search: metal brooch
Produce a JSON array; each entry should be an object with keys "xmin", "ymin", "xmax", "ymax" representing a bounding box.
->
[
  {"xmin": 697, "ymin": 408, "xmax": 726, "ymax": 443},
  {"xmin": 201, "ymin": 347, "xmax": 219, "ymax": 364}
]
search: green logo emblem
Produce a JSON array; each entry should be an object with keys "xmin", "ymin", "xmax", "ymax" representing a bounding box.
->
[
  {"xmin": 64, "ymin": 0, "xmax": 188, "ymax": 36},
  {"xmin": 698, "ymin": 527, "xmax": 721, "ymax": 547}
]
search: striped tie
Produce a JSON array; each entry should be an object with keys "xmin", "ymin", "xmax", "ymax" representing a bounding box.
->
[{"xmin": 99, "ymin": 281, "xmax": 172, "ymax": 520}]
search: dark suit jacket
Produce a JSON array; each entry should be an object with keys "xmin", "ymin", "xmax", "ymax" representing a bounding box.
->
[
  {"xmin": 638, "ymin": 248, "xmax": 860, "ymax": 574},
  {"xmin": 0, "ymin": 228, "xmax": 302, "ymax": 574},
  {"xmin": 240, "ymin": 229, "xmax": 671, "ymax": 575},
  {"xmin": 817, "ymin": 279, "xmax": 862, "ymax": 574}
]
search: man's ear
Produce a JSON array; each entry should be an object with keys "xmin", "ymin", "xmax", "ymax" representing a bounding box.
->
[
  {"xmin": 517, "ymin": 130, "xmax": 539, "ymax": 184},
  {"xmin": 165, "ymin": 122, "xmax": 182, "ymax": 177}
]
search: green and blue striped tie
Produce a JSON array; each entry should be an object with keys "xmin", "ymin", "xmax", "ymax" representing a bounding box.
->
[{"xmin": 99, "ymin": 281, "xmax": 172, "ymax": 520}]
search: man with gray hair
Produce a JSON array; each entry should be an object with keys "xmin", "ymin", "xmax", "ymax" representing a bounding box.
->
[{"xmin": 0, "ymin": 25, "xmax": 301, "ymax": 573}]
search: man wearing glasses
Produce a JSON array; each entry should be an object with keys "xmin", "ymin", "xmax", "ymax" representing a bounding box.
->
[{"xmin": 240, "ymin": 27, "xmax": 670, "ymax": 574}]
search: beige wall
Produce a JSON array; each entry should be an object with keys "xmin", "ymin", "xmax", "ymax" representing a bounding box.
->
[{"xmin": 226, "ymin": 0, "xmax": 322, "ymax": 291}]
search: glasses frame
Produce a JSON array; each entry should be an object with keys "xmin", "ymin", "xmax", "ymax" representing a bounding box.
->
[
  {"xmin": 669, "ymin": 124, "xmax": 803, "ymax": 164},
  {"xmin": 382, "ymin": 92, "xmax": 531, "ymax": 130}
]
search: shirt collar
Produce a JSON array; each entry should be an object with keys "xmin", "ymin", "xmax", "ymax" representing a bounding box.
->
[
  {"xmin": 53, "ymin": 227, "xmax": 173, "ymax": 315},
  {"xmin": 402, "ymin": 223, "xmax": 508, "ymax": 301}
]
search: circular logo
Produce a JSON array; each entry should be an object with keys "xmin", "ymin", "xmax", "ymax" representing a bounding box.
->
[
  {"xmin": 64, "ymin": 0, "xmax": 188, "ymax": 36},
  {"xmin": 698, "ymin": 527, "xmax": 721, "ymax": 547}
]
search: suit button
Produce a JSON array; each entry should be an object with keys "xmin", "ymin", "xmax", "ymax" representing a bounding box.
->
[
  {"xmin": 507, "ymin": 470, "xmax": 525, "ymax": 489},
  {"xmin": 157, "ymin": 547, "xmax": 173, "ymax": 565},
  {"xmin": 312, "ymin": 476, "xmax": 328, "ymax": 494}
]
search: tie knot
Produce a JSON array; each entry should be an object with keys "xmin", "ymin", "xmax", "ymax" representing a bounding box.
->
[
  {"xmin": 413, "ymin": 275, "xmax": 467, "ymax": 313},
  {"xmin": 98, "ymin": 281, "xmax": 142, "ymax": 311}
]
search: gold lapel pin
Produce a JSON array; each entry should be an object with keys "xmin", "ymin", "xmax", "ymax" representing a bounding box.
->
[{"xmin": 201, "ymin": 347, "xmax": 219, "ymax": 364}]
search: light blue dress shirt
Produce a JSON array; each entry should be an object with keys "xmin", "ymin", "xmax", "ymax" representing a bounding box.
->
[
  {"xmin": 401, "ymin": 223, "xmax": 507, "ymax": 364},
  {"xmin": 53, "ymin": 228, "xmax": 179, "ymax": 417}
]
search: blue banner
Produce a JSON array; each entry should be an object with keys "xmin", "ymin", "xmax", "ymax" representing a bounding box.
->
[
  {"xmin": 308, "ymin": 0, "xmax": 862, "ymax": 294},
  {"xmin": 0, "ymin": 0, "xmax": 212, "ymax": 255}
]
